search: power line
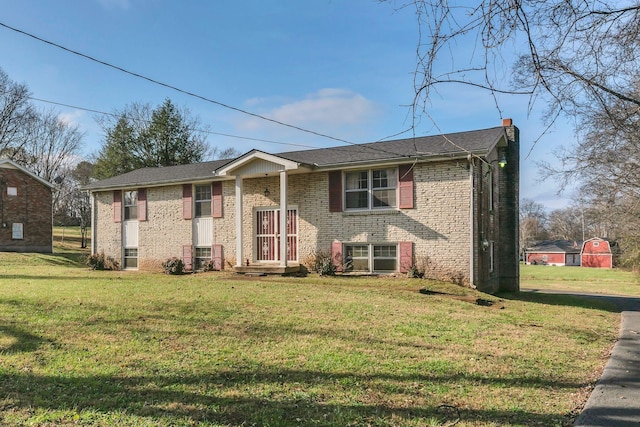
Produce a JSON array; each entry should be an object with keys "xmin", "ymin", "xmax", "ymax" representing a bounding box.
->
[
  {"xmin": 0, "ymin": 20, "xmax": 359, "ymax": 146},
  {"xmin": 27, "ymin": 95, "xmax": 323, "ymax": 150},
  {"xmin": 0, "ymin": 21, "xmax": 428, "ymax": 160}
]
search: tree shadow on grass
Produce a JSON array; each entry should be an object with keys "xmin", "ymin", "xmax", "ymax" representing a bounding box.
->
[
  {"xmin": 0, "ymin": 324, "xmax": 49, "ymax": 353},
  {"xmin": 0, "ymin": 369, "xmax": 574, "ymax": 426},
  {"xmin": 499, "ymin": 289, "xmax": 640, "ymax": 313}
]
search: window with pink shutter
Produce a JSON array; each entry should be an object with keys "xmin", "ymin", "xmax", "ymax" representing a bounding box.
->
[
  {"xmin": 182, "ymin": 184, "xmax": 192, "ymax": 219},
  {"xmin": 328, "ymin": 171, "xmax": 342, "ymax": 212},
  {"xmin": 113, "ymin": 190, "xmax": 122, "ymax": 223},
  {"xmin": 398, "ymin": 165, "xmax": 414, "ymax": 209},
  {"xmin": 212, "ymin": 182, "xmax": 223, "ymax": 218},
  {"xmin": 137, "ymin": 189, "xmax": 147, "ymax": 221}
]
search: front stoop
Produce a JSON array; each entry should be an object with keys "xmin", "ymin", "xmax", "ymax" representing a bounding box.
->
[{"xmin": 234, "ymin": 263, "xmax": 301, "ymax": 275}]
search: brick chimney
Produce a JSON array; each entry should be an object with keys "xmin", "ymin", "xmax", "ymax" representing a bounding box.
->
[{"xmin": 502, "ymin": 118, "xmax": 513, "ymax": 126}]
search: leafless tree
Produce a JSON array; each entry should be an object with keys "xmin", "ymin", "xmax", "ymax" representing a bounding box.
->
[
  {"xmin": 519, "ymin": 198, "xmax": 548, "ymax": 254},
  {"xmin": 0, "ymin": 68, "xmax": 38, "ymax": 157},
  {"xmin": 403, "ymin": 1, "xmax": 640, "ymax": 133}
]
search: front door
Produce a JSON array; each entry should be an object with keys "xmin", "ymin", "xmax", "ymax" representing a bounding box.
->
[{"xmin": 255, "ymin": 208, "xmax": 297, "ymax": 262}]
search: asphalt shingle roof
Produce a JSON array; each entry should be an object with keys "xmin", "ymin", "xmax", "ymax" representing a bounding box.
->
[
  {"xmin": 84, "ymin": 126, "xmax": 506, "ymax": 191},
  {"xmin": 526, "ymin": 240, "xmax": 583, "ymax": 253}
]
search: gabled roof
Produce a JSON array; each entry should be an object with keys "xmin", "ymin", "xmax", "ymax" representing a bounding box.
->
[
  {"xmin": 0, "ymin": 159, "xmax": 55, "ymax": 189},
  {"xmin": 526, "ymin": 240, "xmax": 583, "ymax": 254},
  {"xmin": 275, "ymin": 126, "xmax": 507, "ymax": 167},
  {"xmin": 84, "ymin": 125, "xmax": 508, "ymax": 191},
  {"xmin": 83, "ymin": 159, "xmax": 231, "ymax": 191}
]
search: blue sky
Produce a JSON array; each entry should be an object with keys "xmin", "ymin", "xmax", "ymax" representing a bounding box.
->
[{"xmin": 0, "ymin": 0, "xmax": 575, "ymax": 210}]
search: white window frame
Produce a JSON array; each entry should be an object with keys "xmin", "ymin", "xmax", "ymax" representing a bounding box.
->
[
  {"xmin": 7, "ymin": 187, "xmax": 17, "ymax": 197},
  {"xmin": 195, "ymin": 246, "xmax": 212, "ymax": 270},
  {"xmin": 123, "ymin": 191, "xmax": 138, "ymax": 220},
  {"xmin": 12, "ymin": 223, "xmax": 23, "ymax": 240},
  {"xmin": 195, "ymin": 184, "xmax": 212, "ymax": 218},
  {"xmin": 489, "ymin": 241, "xmax": 495, "ymax": 272},
  {"xmin": 343, "ymin": 243, "xmax": 398, "ymax": 273},
  {"xmin": 124, "ymin": 248, "xmax": 138, "ymax": 269},
  {"xmin": 344, "ymin": 168, "xmax": 397, "ymax": 211}
]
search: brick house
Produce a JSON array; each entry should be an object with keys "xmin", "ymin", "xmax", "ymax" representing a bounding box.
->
[
  {"xmin": 84, "ymin": 120, "xmax": 519, "ymax": 293},
  {"xmin": 0, "ymin": 159, "xmax": 54, "ymax": 253},
  {"xmin": 525, "ymin": 240, "xmax": 582, "ymax": 266}
]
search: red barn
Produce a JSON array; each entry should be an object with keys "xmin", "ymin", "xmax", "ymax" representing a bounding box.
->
[{"xmin": 581, "ymin": 237, "xmax": 613, "ymax": 268}]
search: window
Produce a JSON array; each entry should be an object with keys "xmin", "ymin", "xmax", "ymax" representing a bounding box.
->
[
  {"xmin": 344, "ymin": 243, "xmax": 398, "ymax": 272},
  {"xmin": 12, "ymin": 223, "xmax": 23, "ymax": 240},
  {"xmin": 7, "ymin": 187, "xmax": 17, "ymax": 196},
  {"xmin": 124, "ymin": 248, "xmax": 138, "ymax": 269},
  {"xmin": 374, "ymin": 245, "xmax": 397, "ymax": 271},
  {"xmin": 593, "ymin": 241, "xmax": 600, "ymax": 247},
  {"xmin": 195, "ymin": 247, "xmax": 212, "ymax": 270},
  {"xmin": 489, "ymin": 241, "xmax": 494, "ymax": 272},
  {"xmin": 195, "ymin": 185, "xmax": 212, "ymax": 217},
  {"xmin": 345, "ymin": 168, "xmax": 397, "ymax": 210},
  {"xmin": 124, "ymin": 191, "xmax": 138, "ymax": 220}
]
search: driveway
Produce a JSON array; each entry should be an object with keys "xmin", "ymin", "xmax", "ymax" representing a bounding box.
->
[{"xmin": 522, "ymin": 289, "xmax": 640, "ymax": 426}]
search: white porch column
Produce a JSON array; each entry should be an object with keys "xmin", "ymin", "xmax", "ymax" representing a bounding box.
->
[
  {"xmin": 235, "ymin": 175, "xmax": 244, "ymax": 267},
  {"xmin": 279, "ymin": 170, "xmax": 288, "ymax": 267}
]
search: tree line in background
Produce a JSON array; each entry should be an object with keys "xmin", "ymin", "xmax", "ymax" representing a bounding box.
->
[
  {"xmin": 406, "ymin": 0, "xmax": 640, "ymax": 269},
  {"xmin": 2, "ymin": 0, "xmax": 640, "ymax": 266},
  {"xmin": 0, "ymin": 67, "xmax": 237, "ymax": 247}
]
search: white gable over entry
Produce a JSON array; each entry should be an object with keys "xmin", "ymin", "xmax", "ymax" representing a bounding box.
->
[
  {"xmin": 216, "ymin": 150, "xmax": 310, "ymax": 178},
  {"xmin": 215, "ymin": 150, "xmax": 312, "ymax": 270}
]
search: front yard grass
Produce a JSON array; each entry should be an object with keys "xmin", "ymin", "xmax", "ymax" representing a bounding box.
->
[
  {"xmin": 521, "ymin": 263, "xmax": 640, "ymax": 296},
  {"xmin": 0, "ymin": 250, "xmax": 620, "ymax": 426}
]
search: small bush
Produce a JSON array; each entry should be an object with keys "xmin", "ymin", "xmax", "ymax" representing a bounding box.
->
[
  {"xmin": 201, "ymin": 260, "xmax": 216, "ymax": 272},
  {"xmin": 162, "ymin": 257, "xmax": 185, "ymax": 275},
  {"xmin": 407, "ymin": 264, "xmax": 424, "ymax": 278},
  {"xmin": 86, "ymin": 252, "xmax": 120, "ymax": 271},
  {"xmin": 303, "ymin": 250, "xmax": 337, "ymax": 276}
]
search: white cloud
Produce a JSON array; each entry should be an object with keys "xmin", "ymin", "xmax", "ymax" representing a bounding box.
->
[
  {"xmin": 238, "ymin": 89, "xmax": 379, "ymax": 132},
  {"xmin": 58, "ymin": 110, "xmax": 86, "ymax": 127}
]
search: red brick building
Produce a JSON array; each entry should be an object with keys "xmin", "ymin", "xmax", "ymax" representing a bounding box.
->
[{"xmin": 0, "ymin": 159, "xmax": 54, "ymax": 253}]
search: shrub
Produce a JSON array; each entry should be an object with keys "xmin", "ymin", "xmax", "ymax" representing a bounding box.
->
[
  {"xmin": 303, "ymin": 250, "xmax": 337, "ymax": 276},
  {"xmin": 201, "ymin": 260, "xmax": 216, "ymax": 272},
  {"xmin": 86, "ymin": 252, "xmax": 120, "ymax": 271},
  {"xmin": 162, "ymin": 257, "xmax": 185, "ymax": 275}
]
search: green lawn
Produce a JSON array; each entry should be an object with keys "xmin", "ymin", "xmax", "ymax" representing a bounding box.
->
[
  {"xmin": 0, "ymin": 242, "xmax": 622, "ymax": 426},
  {"xmin": 521, "ymin": 263, "xmax": 640, "ymax": 296}
]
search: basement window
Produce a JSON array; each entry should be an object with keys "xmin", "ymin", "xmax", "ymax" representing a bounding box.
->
[
  {"xmin": 12, "ymin": 223, "xmax": 23, "ymax": 240},
  {"xmin": 195, "ymin": 247, "xmax": 212, "ymax": 270},
  {"xmin": 343, "ymin": 243, "xmax": 398, "ymax": 273},
  {"xmin": 124, "ymin": 248, "xmax": 138, "ymax": 269}
]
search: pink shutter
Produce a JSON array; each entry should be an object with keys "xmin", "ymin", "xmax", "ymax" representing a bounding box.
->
[
  {"xmin": 399, "ymin": 241, "xmax": 413, "ymax": 273},
  {"xmin": 331, "ymin": 241, "xmax": 343, "ymax": 272},
  {"xmin": 137, "ymin": 188, "xmax": 147, "ymax": 221},
  {"xmin": 212, "ymin": 182, "xmax": 223, "ymax": 218},
  {"xmin": 212, "ymin": 244, "xmax": 223, "ymax": 270},
  {"xmin": 113, "ymin": 190, "xmax": 122, "ymax": 223},
  {"xmin": 182, "ymin": 245, "xmax": 193, "ymax": 271},
  {"xmin": 398, "ymin": 164, "xmax": 414, "ymax": 209},
  {"xmin": 328, "ymin": 171, "xmax": 342, "ymax": 212},
  {"xmin": 182, "ymin": 184, "xmax": 192, "ymax": 219}
]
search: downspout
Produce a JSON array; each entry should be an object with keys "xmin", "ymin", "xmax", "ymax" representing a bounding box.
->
[
  {"xmin": 90, "ymin": 191, "xmax": 96, "ymax": 254},
  {"xmin": 468, "ymin": 154, "xmax": 475, "ymax": 288}
]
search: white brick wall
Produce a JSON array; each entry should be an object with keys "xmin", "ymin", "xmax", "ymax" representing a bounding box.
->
[{"xmin": 93, "ymin": 160, "xmax": 471, "ymax": 280}]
